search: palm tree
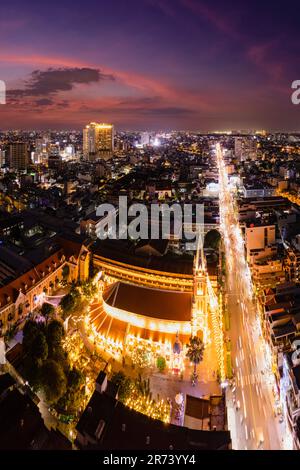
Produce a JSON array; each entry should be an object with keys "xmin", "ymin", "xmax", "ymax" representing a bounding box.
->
[{"xmin": 186, "ymin": 336, "xmax": 205, "ymax": 380}]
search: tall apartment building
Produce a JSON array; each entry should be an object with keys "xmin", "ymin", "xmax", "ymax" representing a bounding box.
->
[
  {"xmin": 9, "ymin": 142, "xmax": 30, "ymax": 170},
  {"xmin": 83, "ymin": 122, "xmax": 114, "ymax": 161},
  {"xmin": 34, "ymin": 134, "xmax": 50, "ymax": 164},
  {"xmin": 245, "ymin": 224, "xmax": 276, "ymax": 264}
]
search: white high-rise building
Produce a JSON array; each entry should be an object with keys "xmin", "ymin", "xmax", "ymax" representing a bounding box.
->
[{"xmin": 245, "ymin": 224, "xmax": 276, "ymax": 264}]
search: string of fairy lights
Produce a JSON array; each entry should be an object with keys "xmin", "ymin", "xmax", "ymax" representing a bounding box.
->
[
  {"xmin": 79, "ymin": 253, "xmax": 227, "ymax": 424},
  {"xmin": 207, "ymin": 275, "xmax": 226, "ymax": 383},
  {"xmin": 125, "ymin": 393, "xmax": 171, "ymax": 423}
]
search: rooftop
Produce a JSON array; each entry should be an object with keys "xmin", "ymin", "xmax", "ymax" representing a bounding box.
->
[
  {"xmin": 76, "ymin": 379, "xmax": 231, "ymax": 450},
  {"xmin": 103, "ymin": 281, "xmax": 192, "ymax": 322},
  {"xmin": 93, "ymin": 239, "xmax": 194, "ymax": 276}
]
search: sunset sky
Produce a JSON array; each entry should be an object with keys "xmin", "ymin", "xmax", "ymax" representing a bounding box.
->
[{"xmin": 1, "ymin": 0, "xmax": 300, "ymax": 131}]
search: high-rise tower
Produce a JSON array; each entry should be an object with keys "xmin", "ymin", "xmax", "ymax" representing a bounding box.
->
[{"xmin": 83, "ymin": 122, "xmax": 114, "ymax": 161}]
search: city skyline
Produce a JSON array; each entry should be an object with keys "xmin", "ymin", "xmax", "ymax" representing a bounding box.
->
[
  {"xmin": 0, "ymin": 128, "xmax": 300, "ymax": 451},
  {"xmin": 1, "ymin": 0, "xmax": 300, "ymax": 131},
  {"xmin": 2, "ymin": 0, "xmax": 300, "ymax": 457}
]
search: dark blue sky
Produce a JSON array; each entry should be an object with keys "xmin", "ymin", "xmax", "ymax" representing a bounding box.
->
[{"xmin": 1, "ymin": 0, "xmax": 300, "ymax": 130}]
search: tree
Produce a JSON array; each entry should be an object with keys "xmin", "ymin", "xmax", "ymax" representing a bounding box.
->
[
  {"xmin": 57, "ymin": 386, "xmax": 84, "ymax": 413},
  {"xmin": 50, "ymin": 345, "xmax": 70, "ymax": 373},
  {"xmin": 70, "ymin": 287, "xmax": 81, "ymax": 303},
  {"xmin": 186, "ymin": 336, "xmax": 205, "ymax": 377},
  {"xmin": 23, "ymin": 320, "xmax": 43, "ymax": 353},
  {"xmin": 119, "ymin": 377, "xmax": 133, "ymax": 401},
  {"xmin": 60, "ymin": 287, "xmax": 81, "ymax": 316},
  {"xmin": 68, "ymin": 367, "xmax": 84, "ymax": 390},
  {"xmin": 22, "ymin": 321, "xmax": 46, "ymax": 388},
  {"xmin": 135, "ymin": 374, "xmax": 151, "ymax": 399},
  {"xmin": 131, "ymin": 344, "xmax": 152, "ymax": 368},
  {"xmin": 156, "ymin": 356, "xmax": 167, "ymax": 372},
  {"xmin": 23, "ymin": 355, "xmax": 42, "ymax": 391},
  {"xmin": 40, "ymin": 359, "xmax": 67, "ymax": 404},
  {"xmin": 111, "ymin": 371, "xmax": 133, "ymax": 402},
  {"xmin": 60, "ymin": 293, "xmax": 75, "ymax": 315},
  {"xmin": 31, "ymin": 332, "xmax": 48, "ymax": 362},
  {"xmin": 111, "ymin": 370, "xmax": 125, "ymax": 388},
  {"xmin": 204, "ymin": 230, "xmax": 221, "ymax": 250},
  {"xmin": 41, "ymin": 302, "xmax": 55, "ymax": 319},
  {"xmin": 47, "ymin": 320, "xmax": 64, "ymax": 351},
  {"xmin": 81, "ymin": 281, "xmax": 97, "ymax": 301},
  {"xmin": 56, "ymin": 367, "xmax": 85, "ymax": 413}
]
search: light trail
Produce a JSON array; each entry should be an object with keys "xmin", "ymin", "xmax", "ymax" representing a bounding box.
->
[{"xmin": 216, "ymin": 142, "xmax": 293, "ymax": 450}]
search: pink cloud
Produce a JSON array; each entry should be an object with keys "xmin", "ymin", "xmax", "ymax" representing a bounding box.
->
[{"xmin": 0, "ymin": 49, "xmax": 220, "ymax": 113}]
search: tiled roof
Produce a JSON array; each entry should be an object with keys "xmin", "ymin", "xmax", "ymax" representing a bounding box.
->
[{"xmin": 103, "ymin": 282, "xmax": 192, "ymax": 321}]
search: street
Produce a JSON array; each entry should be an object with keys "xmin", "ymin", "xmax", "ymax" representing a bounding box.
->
[{"xmin": 216, "ymin": 143, "xmax": 292, "ymax": 450}]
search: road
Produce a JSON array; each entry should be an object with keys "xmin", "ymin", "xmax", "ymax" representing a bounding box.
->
[{"xmin": 215, "ymin": 142, "xmax": 292, "ymax": 450}]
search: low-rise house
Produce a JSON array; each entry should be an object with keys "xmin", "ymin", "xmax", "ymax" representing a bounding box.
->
[
  {"xmin": 252, "ymin": 258, "xmax": 285, "ymax": 293},
  {"xmin": 76, "ymin": 371, "xmax": 231, "ymax": 450},
  {"xmin": 0, "ymin": 234, "xmax": 90, "ymax": 336},
  {"xmin": 260, "ymin": 284, "xmax": 300, "ymax": 356},
  {"xmin": 0, "ymin": 386, "xmax": 71, "ymax": 450}
]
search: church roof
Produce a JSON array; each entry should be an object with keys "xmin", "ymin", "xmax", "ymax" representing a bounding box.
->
[{"xmin": 103, "ymin": 282, "xmax": 192, "ymax": 322}]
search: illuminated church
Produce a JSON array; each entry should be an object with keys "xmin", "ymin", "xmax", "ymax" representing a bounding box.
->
[{"xmin": 87, "ymin": 239, "xmax": 214, "ymax": 370}]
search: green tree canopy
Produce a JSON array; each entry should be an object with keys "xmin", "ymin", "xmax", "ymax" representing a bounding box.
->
[
  {"xmin": 111, "ymin": 370, "xmax": 126, "ymax": 387},
  {"xmin": 81, "ymin": 281, "xmax": 97, "ymax": 301},
  {"xmin": 41, "ymin": 302, "xmax": 55, "ymax": 318},
  {"xmin": 59, "ymin": 293, "xmax": 75, "ymax": 315},
  {"xmin": 49, "ymin": 345, "xmax": 70, "ymax": 373},
  {"xmin": 59, "ymin": 287, "xmax": 81, "ymax": 316},
  {"xmin": 31, "ymin": 332, "xmax": 48, "ymax": 362},
  {"xmin": 156, "ymin": 356, "xmax": 167, "ymax": 372},
  {"xmin": 40, "ymin": 359, "xmax": 67, "ymax": 404},
  {"xmin": 68, "ymin": 367, "xmax": 84, "ymax": 390},
  {"xmin": 111, "ymin": 371, "xmax": 133, "ymax": 402},
  {"xmin": 186, "ymin": 336, "xmax": 205, "ymax": 374},
  {"xmin": 23, "ymin": 355, "xmax": 42, "ymax": 391},
  {"xmin": 47, "ymin": 320, "xmax": 64, "ymax": 350},
  {"xmin": 23, "ymin": 320, "xmax": 44, "ymax": 353},
  {"xmin": 204, "ymin": 229, "xmax": 221, "ymax": 250},
  {"xmin": 131, "ymin": 344, "xmax": 152, "ymax": 368}
]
